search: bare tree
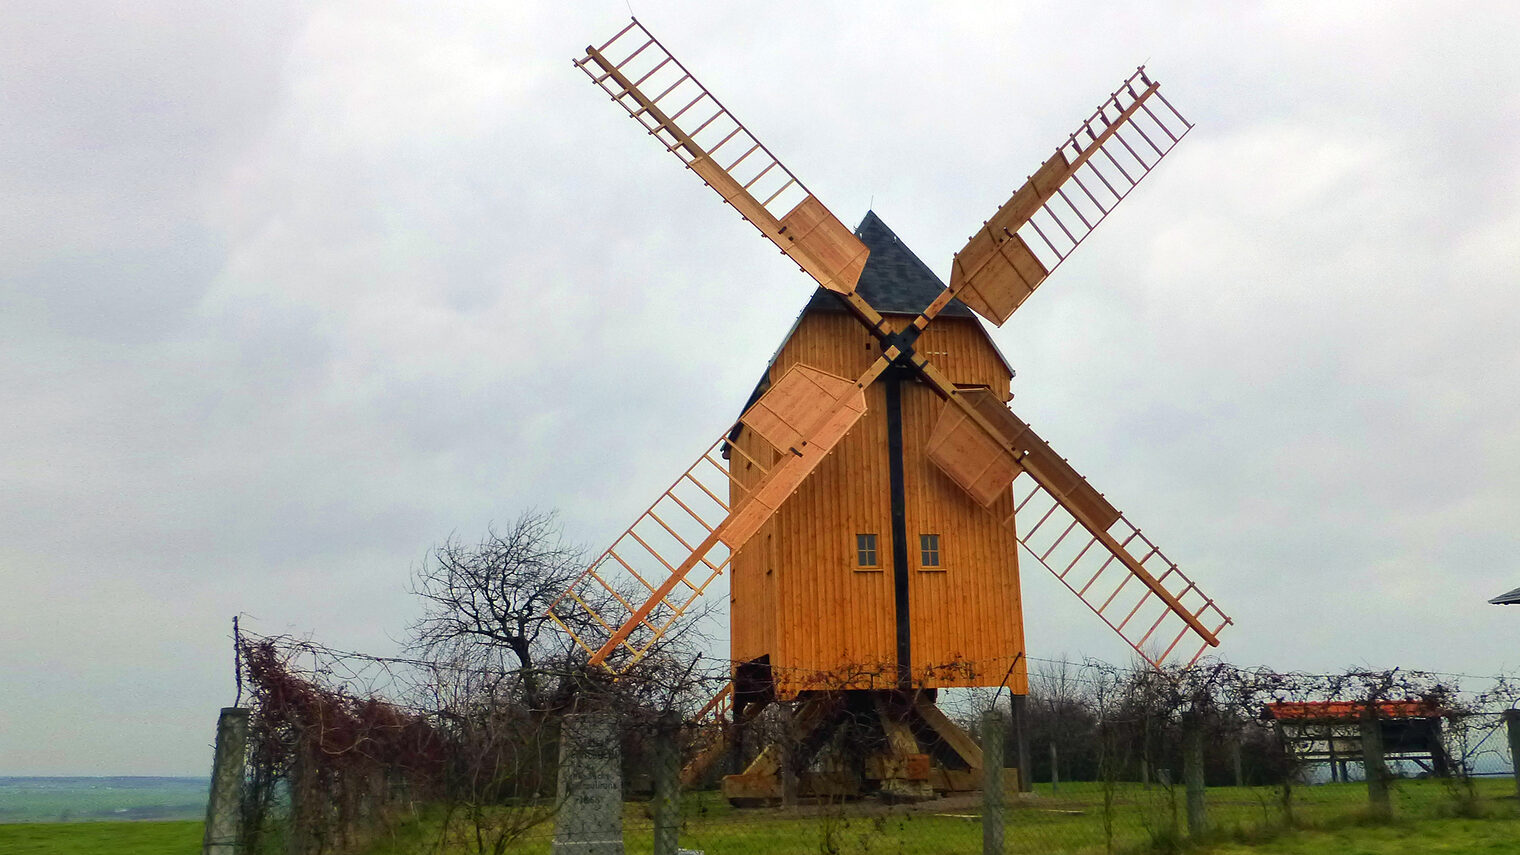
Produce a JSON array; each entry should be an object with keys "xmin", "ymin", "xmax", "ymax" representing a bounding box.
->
[
  {"xmin": 408, "ymin": 509, "xmax": 721, "ymax": 712},
  {"xmin": 408, "ymin": 510, "xmax": 596, "ymax": 710}
]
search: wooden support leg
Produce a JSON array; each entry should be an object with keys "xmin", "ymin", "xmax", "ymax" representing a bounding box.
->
[
  {"xmin": 721, "ymin": 694, "xmax": 839, "ymax": 805},
  {"xmin": 872, "ymin": 695, "xmax": 933, "ymax": 801}
]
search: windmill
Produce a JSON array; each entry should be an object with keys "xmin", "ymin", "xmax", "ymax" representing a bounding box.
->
[{"xmin": 547, "ymin": 19, "xmax": 1232, "ymax": 802}]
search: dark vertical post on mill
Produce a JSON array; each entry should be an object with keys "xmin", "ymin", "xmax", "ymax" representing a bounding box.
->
[{"xmin": 884, "ymin": 368, "xmax": 913, "ymax": 689}]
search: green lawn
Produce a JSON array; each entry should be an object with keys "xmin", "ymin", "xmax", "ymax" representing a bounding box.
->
[
  {"xmin": 8, "ymin": 779, "xmax": 1517, "ymax": 854},
  {"xmin": 369, "ymin": 778, "xmax": 1520, "ymax": 854},
  {"xmin": 0, "ymin": 820, "xmax": 201, "ymax": 855},
  {"xmin": 1204, "ymin": 818, "xmax": 1520, "ymax": 854}
]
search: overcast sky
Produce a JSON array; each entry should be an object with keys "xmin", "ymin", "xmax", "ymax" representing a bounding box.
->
[{"xmin": 3, "ymin": 2, "xmax": 1517, "ymax": 776}]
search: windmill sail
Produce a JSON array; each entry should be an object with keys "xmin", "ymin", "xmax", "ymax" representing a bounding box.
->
[
  {"xmin": 578, "ymin": 20, "xmax": 870, "ymax": 299},
  {"xmin": 927, "ymin": 394, "xmax": 1230, "ymax": 668},
  {"xmin": 951, "ymin": 68, "xmax": 1192, "ymax": 325}
]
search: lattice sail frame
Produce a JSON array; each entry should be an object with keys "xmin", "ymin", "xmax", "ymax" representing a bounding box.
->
[
  {"xmin": 1012, "ymin": 463, "xmax": 1232, "ymax": 669},
  {"xmin": 546, "ymin": 363, "xmax": 872, "ymax": 670},
  {"xmin": 951, "ymin": 68, "xmax": 1193, "ymax": 325},
  {"xmin": 544, "ymin": 429, "xmax": 738, "ymax": 670},
  {"xmin": 924, "ymin": 389, "xmax": 1232, "ymax": 668},
  {"xmin": 577, "ymin": 20, "xmax": 873, "ymax": 303},
  {"xmin": 553, "ymin": 18, "xmax": 1231, "ymax": 676}
]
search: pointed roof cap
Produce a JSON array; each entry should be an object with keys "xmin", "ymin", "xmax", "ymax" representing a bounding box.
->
[
  {"xmin": 1490, "ymin": 586, "xmax": 1520, "ymax": 605},
  {"xmin": 802, "ymin": 211, "xmax": 975, "ymax": 317},
  {"xmin": 730, "ymin": 210, "xmax": 1014, "ymax": 429}
]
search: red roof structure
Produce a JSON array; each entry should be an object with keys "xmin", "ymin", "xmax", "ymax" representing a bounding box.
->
[{"xmin": 1263, "ymin": 701, "xmax": 1443, "ymax": 722}]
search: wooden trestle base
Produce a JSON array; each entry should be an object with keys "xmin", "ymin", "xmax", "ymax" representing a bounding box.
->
[{"xmin": 686, "ymin": 689, "xmax": 1012, "ymax": 806}]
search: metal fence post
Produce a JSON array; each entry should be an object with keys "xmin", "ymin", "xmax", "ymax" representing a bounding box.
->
[
  {"xmin": 652, "ymin": 713, "xmax": 680, "ymax": 855},
  {"xmin": 981, "ymin": 711, "xmax": 1004, "ymax": 855},
  {"xmin": 202, "ymin": 707, "xmax": 250, "ymax": 855},
  {"xmin": 553, "ymin": 710, "xmax": 626, "ymax": 855},
  {"xmin": 1360, "ymin": 711, "xmax": 1391, "ymax": 821},
  {"xmin": 1182, "ymin": 712, "xmax": 1207, "ymax": 836}
]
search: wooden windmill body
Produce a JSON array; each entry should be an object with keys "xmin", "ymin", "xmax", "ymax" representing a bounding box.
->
[
  {"xmin": 729, "ymin": 212, "xmax": 1027, "ymax": 700},
  {"xmin": 548, "ymin": 19, "xmax": 1234, "ymax": 802}
]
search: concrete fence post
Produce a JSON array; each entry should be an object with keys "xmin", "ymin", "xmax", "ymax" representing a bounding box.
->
[
  {"xmin": 1360, "ymin": 712, "xmax": 1392, "ymax": 820},
  {"xmin": 1182, "ymin": 713, "xmax": 1207, "ymax": 836},
  {"xmin": 1048, "ymin": 742, "xmax": 1059, "ymax": 792},
  {"xmin": 1503, "ymin": 710, "xmax": 1520, "ymax": 801},
  {"xmin": 553, "ymin": 711, "xmax": 625, "ymax": 855},
  {"xmin": 202, "ymin": 707, "xmax": 250, "ymax": 855},
  {"xmin": 652, "ymin": 713, "xmax": 680, "ymax": 855},
  {"xmin": 981, "ymin": 711, "xmax": 1004, "ymax": 855}
]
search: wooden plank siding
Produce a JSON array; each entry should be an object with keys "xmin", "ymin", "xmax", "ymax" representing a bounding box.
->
[{"xmin": 730, "ymin": 309, "xmax": 1029, "ymax": 698}]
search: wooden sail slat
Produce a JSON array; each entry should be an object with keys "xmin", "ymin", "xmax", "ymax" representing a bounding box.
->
[
  {"xmin": 947, "ymin": 69, "xmax": 1191, "ymax": 326},
  {"xmin": 578, "ymin": 19, "xmax": 876, "ymax": 304}
]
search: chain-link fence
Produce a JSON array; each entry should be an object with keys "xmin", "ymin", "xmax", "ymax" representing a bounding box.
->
[{"xmin": 205, "ymin": 632, "xmax": 1520, "ymax": 854}]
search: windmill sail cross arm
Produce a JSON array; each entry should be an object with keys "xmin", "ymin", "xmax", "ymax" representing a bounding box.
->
[
  {"xmin": 926, "ymin": 392, "xmax": 1231, "ymax": 668},
  {"xmin": 578, "ymin": 19, "xmax": 871, "ymax": 301},
  {"xmin": 948, "ymin": 68, "xmax": 1194, "ymax": 327}
]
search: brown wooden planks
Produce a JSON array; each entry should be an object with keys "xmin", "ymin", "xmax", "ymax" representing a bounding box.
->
[
  {"xmin": 740, "ymin": 364, "xmax": 862, "ymax": 456},
  {"xmin": 925, "ymin": 401, "xmax": 1022, "ymax": 508},
  {"xmin": 927, "ymin": 389, "xmax": 1119, "ymax": 531},
  {"xmin": 777, "ymin": 195, "xmax": 871, "ymax": 294},
  {"xmin": 949, "ymin": 152, "xmax": 1070, "ymax": 324},
  {"xmin": 954, "ymin": 235, "xmax": 1047, "ymax": 325},
  {"xmin": 728, "ymin": 311, "xmax": 1028, "ymax": 696}
]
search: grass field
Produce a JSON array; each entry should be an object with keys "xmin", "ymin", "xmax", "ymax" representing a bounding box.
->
[
  {"xmin": 7, "ymin": 778, "xmax": 1518, "ymax": 853},
  {"xmin": 0, "ymin": 820, "xmax": 201, "ymax": 854},
  {"xmin": 1207, "ymin": 818, "xmax": 1520, "ymax": 854},
  {"xmin": 368, "ymin": 777, "xmax": 1520, "ymax": 854}
]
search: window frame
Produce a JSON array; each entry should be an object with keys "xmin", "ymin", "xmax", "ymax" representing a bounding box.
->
[
  {"xmin": 855, "ymin": 533, "xmax": 881, "ymax": 570},
  {"xmin": 919, "ymin": 533, "xmax": 943, "ymax": 570}
]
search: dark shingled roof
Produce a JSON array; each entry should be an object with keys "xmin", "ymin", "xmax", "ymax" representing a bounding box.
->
[
  {"xmin": 803, "ymin": 210, "xmax": 974, "ymax": 317},
  {"xmin": 1490, "ymin": 586, "xmax": 1520, "ymax": 605}
]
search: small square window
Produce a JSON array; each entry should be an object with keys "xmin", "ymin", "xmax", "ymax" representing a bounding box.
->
[
  {"xmin": 920, "ymin": 534, "xmax": 941, "ymax": 568},
  {"xmin": 856, "ymin": 533, "xmax": 879, "ymax": 567}
]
